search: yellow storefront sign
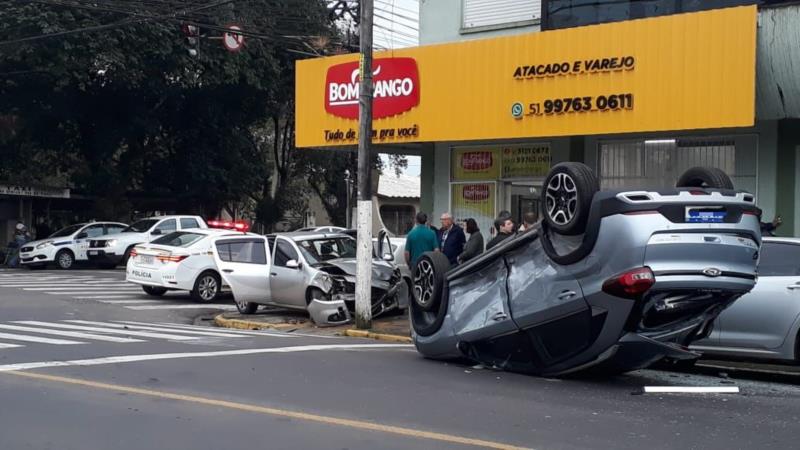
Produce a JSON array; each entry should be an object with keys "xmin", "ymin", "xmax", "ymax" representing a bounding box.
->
[{"xmin": 296, "ymin": 6, "xmax": 756, "ymax": 148}]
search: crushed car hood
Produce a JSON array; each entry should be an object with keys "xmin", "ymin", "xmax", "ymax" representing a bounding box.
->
[{"xmin": 314, "ymin": 258, "xmax": 395, "ymax": 281}]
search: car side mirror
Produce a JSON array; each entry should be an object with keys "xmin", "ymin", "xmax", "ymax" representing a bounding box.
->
[
  {"xmin": 286, "ymin": 259, "xmax": 301, "ymax": 269},
  {"xmin": 382, "ymin": 253, "xmax": 394, "ymax": 262},
  {"xmin": 76, "ymin": 232, "xmax": 88, "ymax": 239},
  {"xmin": 151, "ymin": 229, "xmax": 163, "ymax": 236}
]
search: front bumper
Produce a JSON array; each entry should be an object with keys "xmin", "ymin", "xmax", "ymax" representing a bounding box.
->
[{"xmin": 86, "ymin": 249, "xmax": 124, "ymax": 266}]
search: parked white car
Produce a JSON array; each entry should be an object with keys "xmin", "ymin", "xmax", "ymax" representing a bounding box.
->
[
  {"xmin": 87, "ymin": 215, "xmax": 207, "ymax": 269},
  {"xmin": 20, "ymin": 222, "xmax": 128, "ymax": 270},
  {"xmin": 126, "ymin": 227, "xmax": 255, "ymax": 301}
]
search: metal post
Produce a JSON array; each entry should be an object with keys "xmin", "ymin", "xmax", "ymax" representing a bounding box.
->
[{"xmin": 355, "ymin": 0, "xmax": 374, "ymax": 330}]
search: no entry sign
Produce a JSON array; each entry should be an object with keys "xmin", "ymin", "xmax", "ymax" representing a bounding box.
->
[{"xmin": 223, "ymin": 25, "xmax": 244, "ymax": 52}]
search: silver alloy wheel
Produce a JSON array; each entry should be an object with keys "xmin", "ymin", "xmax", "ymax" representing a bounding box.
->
[
  {"xmin": 235, "ymin": 297, "xmax": 251, "ymax": 311},
  {"xmin": 413, "ymin": 259, "xmax": 434, "ymax": 308},
  {"xmin": 545, "ymin": 172, "xmax": 578, "ymax": 225},
  {"xmin": 58, "ymin": 252, "xmax": 73, "ymax": 269},
  {"xmin": 198, "ymin": 275, "xmax": 218, "ymax": 301}
]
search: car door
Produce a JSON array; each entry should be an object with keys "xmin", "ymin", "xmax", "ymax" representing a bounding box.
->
[
  {"xmin": 717, "ymin": 241, "xmax": 800, "ymax": 350},
  {"xmin": 150, "ymin": 219, "xmax": 177, "ymax": 241},
  {"xmin": 213, "ymin": 237, "xmax": 271, "ymax": 304},
  {"xmin": 270, "ymin": 237, "xmax": 310, "ymax": 308},
  {"xmin": 74, "ymin": 224, "xmax": 106, "ymax": 259}
]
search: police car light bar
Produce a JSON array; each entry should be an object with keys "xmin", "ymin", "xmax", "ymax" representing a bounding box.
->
[{"xmin": 207, "ymin": 220, "xmax": 250, "ymax": 232}]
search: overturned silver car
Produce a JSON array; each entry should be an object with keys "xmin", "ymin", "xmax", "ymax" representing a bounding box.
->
[{"xmin": 225, "ymin": 232, "xmax": 408, "ymax": 326}]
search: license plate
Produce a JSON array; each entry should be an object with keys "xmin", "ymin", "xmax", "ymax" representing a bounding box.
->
[
  {"xmin": 88, "ymin": 250, "xmax": 99, "ymax": 256},
  {"xmin": 686, "ymin": 206, "xmax": 727, "ymax": 223},
  {"xmin": 139, "ymin": 255, "xmax": 154, "ymax": 265}
]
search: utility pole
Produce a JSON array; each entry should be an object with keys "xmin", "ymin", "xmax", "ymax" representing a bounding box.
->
[{"xmin": 355, "ymin": 0, "xmax": 373, "ymax": 330}]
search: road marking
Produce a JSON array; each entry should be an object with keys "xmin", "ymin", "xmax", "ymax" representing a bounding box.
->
[
  {"xmin": 23, "ymin": 287, "xmax": 142, "ymax": 291},
  {"xmin": 643, "ymin": 386, "xmax": 740, "ymax": 394},
  {"xmin": 3, "ymin": 371, "xmax": 529, "ymax": 450},
  {"xmin": 0, "ymin": 343, "xmax": 23, "ymax": 349},
  {"xmin": 129, "ymin": 321, "xmax": 303, "ymax": 338},
  {"xmin": 2, "ymin": 283, "xmax": 129, "ymax": 287},
  {"xmin": 0, "ymin": 332, "xmax": 83, "ymax": 345},
  {"xmin": 96, "ymin": 300, "xmax": 160, "ymax": 304},
  {"xmin": 0, "ymin": 324, "xmax": 144, "ymax": 343},
  {"xmin": 18, "ymin": 321, "xmax": 199, "ymax": 341},
  {"xmin": 56, "ymin": 321, "xmax": 247, "ymax": 338},
  {"xmin": 124, "ymin": 304, "xmax": 238, "ymax": 311},
  {"xmin": 0, "ymin": 343, "xmax": 412, "ymax": 372},
  {"xmin": 74, "ymin": 295, "xmax": 145, "ymax": 299}
]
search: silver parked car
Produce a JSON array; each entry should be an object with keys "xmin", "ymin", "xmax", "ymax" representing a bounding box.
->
[
  {"xmin": 226, "ymin": 232, "xmax": 407, "ymax": 325},
  {"xmin": 411, "ymin": 164, "xmax": 762, "ymax": 376},
  {"xmin": 691, "ymin": 237, "xmax": 800, "ymax": 363}
]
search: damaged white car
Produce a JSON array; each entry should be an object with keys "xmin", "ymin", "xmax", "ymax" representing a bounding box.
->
[{"xmin": 220, "ymin": 232, "xmax": 408, "ymax": 326}]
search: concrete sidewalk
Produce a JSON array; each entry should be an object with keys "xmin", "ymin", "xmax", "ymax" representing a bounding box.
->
[{"xmin": 214, "ymin": 307, "xmax": 412, "ymax": 343}]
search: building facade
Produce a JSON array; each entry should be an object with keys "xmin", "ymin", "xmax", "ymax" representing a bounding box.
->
[{"xmin": 296, "ymin": 1, "xmax": 800, "ymax": 239}]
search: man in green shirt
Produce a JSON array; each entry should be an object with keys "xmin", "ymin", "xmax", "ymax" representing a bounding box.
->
[{"xmin": 405, "ymin": 212, "xmax": 440, "ymax": 268}]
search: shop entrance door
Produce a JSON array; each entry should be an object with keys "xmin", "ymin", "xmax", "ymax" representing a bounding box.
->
[{"xmin": 504, "ymin": 182, "xmax": 541, "ymax": 227}]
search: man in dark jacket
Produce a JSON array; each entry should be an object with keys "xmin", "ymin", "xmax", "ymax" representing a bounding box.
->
[
  {"xmin": 486, "ymin": 217, "xmax": 515, "ymax": 250},
  {"xmin": 438, "ymin": 212, "xmax": 466, "ymax": 266}
]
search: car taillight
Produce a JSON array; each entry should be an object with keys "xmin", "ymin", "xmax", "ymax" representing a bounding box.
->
[
  {"xmin": 207, "ymin": 219, "xmax": 250, "ymax": 232},
  {"xmin": 602, "ymin": 267, "xmax": 655, "ymax": 299},
  {"xmin": 157, "ymin": 255, "xmax": 189, "ymax": 263},
  {"xmin": 130, "ymin": 248, "xmax": 138, "ymax": 257}
]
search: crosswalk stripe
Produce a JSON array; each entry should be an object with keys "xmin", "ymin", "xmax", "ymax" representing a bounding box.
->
[
  {"xmin": 0, "ymin": 324, "xmax": 144, "ymax": 343},
  {"xmin": 0, "ymin": 331, "xmax": 84, "ymax": 345},
  {"xmin": 66, "ymin": 321, "xmax": 247, "ymax": 338},
  {"xmin": 126, "ymin": 321, "xmax": 300, "ymax": 338},
  {"xmin": 23, "ymin": 287, "xmax": 142, "ymax": 291},
  {"xmin": 124, "ymin": 304, "xmax": 238, "ymax": 311},
  {"xmin": 0, "ymin": 343, "xmax": 23, "ymax": 349},
  {"xmin": 3, "ymin": 284, "xmax": 131, "ymax": 288},
  {"xmin": 73, "ymin": 295, "xmax": 144, "ymax": 299},
  {"xmin": 97, "ymin": 300, "xmax": 160, "ymax": 304},
  {"xmin": 44, "ymin": 321, "xmax": 201, "ymax": 340},
  {"xmin": 46, "ymin": 292, "xmax": 142, "ymax": 296}
]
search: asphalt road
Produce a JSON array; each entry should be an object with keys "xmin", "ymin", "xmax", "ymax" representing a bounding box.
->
[{"xmin": 1, "ymin": 268, "xmax": 798, "ymax": 450}]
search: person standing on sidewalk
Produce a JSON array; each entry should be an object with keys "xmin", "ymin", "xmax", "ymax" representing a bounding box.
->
[
  {"xmin": 404, "ymin": 212, "xmax": 440, "ymax": 269},
  {"xmin": 457, "ymin": 218, "xmax": 484, "ymax": 264},
  {"xmin": 437, "ymin": 212, "xmax": 466, "ymax": 266},
  {"xmin": 486, "ymin": 217, "xmax": 515, "ymax": 250}
]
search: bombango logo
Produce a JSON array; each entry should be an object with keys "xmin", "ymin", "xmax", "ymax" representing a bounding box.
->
[{"xmin": 325, "ymin": 57, "xmax": 420, "ymax": 120}]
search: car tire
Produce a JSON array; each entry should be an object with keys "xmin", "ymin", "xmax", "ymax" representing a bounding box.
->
[
  {"xmin": 676, "ymin": 167, "xmax": 734, "ymax": 190},
  {"xmin": 542, "ymin": 162, "xmax": 599, "ymax": 236},
  {"xmin": 142, "ymin": 286, "xmax": 168, "ymax": 297},
  {"xmin": 234, "ymin": 297, "xmax": 258, "ymax": 314},
  {"xmin": 411, "ymin": 251, "xmax": 451, "ymax": 336},
  {"xmin": 55, "ymin": 250, "xmax": 75, "ymax": 270},
  {"xmin": 191, "ymin": 271, "xmax": 221, "ymax": 303}
]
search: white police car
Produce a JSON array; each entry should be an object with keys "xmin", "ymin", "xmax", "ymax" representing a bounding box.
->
[
  {"xmin": 126, "ymin": 221, "xmax": 253, "ymax": 301},
  {"xmin": 20, "ymin": 222, "xmax": 128, "ymax": 270},
  {"xmin": 87, "ymin": 215, "xmax": 207, "ymax": 269}
]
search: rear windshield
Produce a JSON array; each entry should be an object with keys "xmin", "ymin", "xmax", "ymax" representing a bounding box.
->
[
  {"xmin": 49, "ymin": 224, "xmax": 84, "ymax": 238},
  {"xmin": 151, "ymin": 232, "xmax": 207, "ymax": 248},
  {"xmin": 122, "ymin": 219, "xmax": 159, "ymax": 233}
]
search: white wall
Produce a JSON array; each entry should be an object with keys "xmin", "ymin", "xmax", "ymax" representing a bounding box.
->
[{"xmin": 420, "ymin": 0, "xmax": 540, "ymax": 45}]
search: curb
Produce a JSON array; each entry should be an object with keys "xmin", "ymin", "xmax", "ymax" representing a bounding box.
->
[
  {"xmin": 343, "ymin": 329, "xmax": 412, "ymax": 343},
  {"xmin": 214, "ymin": 314, "xmax": 299, "ymax": 332}
]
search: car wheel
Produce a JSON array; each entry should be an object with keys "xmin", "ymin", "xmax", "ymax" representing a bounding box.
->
[
  {"xmin": 235, "ymin": 297, "xmax": 258, "ymax": 314},
  {"xmin": 542, "ymin": 162, "xmax": 599, "ymax": 236},
  {"xmin": 55, "ymin": 250, "xmax": 74, "ymax": 270},
  {"xmin": 676, "ymin": 167, "xmax": 734, "ymax": 189},
  {"xmin": 192, "ymin": 271, "xmax": 221, "ymax": 303},
  {"xmin": 411, "ymin": 252, "xmax": 451, "ymax": 336},
  {"xmin": 142, "ymin": 286, "xmax": 168, "ymax": 297}
]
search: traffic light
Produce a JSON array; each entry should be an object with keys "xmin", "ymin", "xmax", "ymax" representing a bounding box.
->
[{"xmin": 181, "ymin": 24, "xmax": 200, "ymax": 57}]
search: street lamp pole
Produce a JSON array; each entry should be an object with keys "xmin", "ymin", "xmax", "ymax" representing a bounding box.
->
[{"xmin": 355, "ymin": 0, "xmax": 374, "ymax": 329}]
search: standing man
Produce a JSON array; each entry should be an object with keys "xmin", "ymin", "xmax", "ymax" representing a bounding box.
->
[
  {"xmin": 405, "ymin": 212, "xmax": 440, "ymax": 269},
  {"xmin": 438, "ymin": 212, "xmax": 466, "ymax": 266},
  {"xmin": 518, "ymin": 212, "xmax": 539, "ymax": 233},
  {"xmin": 486, "ymin": 217, "xmax": 515, "ymax": 250}
]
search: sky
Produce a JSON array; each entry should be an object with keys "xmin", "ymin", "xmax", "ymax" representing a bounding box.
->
[{"xmin": 373, "ymin": 0, "xmax": 419, "ymax": 50}]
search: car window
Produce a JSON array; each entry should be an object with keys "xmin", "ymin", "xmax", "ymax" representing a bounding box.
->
[
  {"xmin": 105, "ymin": 224, "xmax": 126, "ymax": 235},
  {"xmin": 758, "ymin": 242, "xmax": 800, "ymax": 276},
  {"xmin": 82, "ymin": 224, "xmax": 105, "ymax": 238},
  {"xmin": 216, "ymin": 239, "xmax": 267, "ymax": 264},
  {"xmin": 180, "ymin": 218, "xmax": 200, "ymax": 230},
  {"xmin": 49, "ymin": 224, "xmax": 84, "ymax": 238},
  {"xmin": 155, "ymin": 219, "xmax": 177, "ymax": 234},
  {"xmin": 152, "ymin": 232, "xmax": 207, "ymax": 248},
  {"xmin": 274, "ymin": 239, "xmax": 299, "ymax": 267},
  {"xmin": 296, "ymin": 237, "xmax": 357, "ymax": 264}
]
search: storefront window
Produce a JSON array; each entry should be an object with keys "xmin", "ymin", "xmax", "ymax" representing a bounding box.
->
[{"xmin": 543, "ymin": 0, "xmax": 763, "ymax": 30}]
